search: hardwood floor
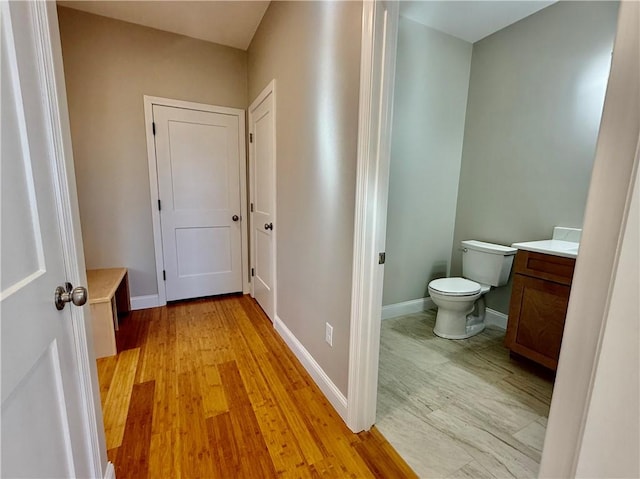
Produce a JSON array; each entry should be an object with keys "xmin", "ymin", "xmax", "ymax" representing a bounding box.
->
[
  {"xmin": 376, "ymin": 311, "xmax": 554, "ymax": 478},
  {"xmin": 97, "ymin": 294, "xmax": 416, "ymax": 478}
]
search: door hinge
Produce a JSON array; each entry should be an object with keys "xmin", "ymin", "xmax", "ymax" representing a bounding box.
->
[
  {"xmin": 158, "ymin": 199, "xmax": 161, "ymax": 211},
  {"xmin": 250, "ymin": 203, "xmax": 254, "ymax": 213},
  {"xmin": 251, "ymin": 268, "xmax": 255, "ymax": 277},
  {"xmin": 162, "ymin": 270, "xmax": 166, "ymax": 281},
  {"xmin": 379, "ymin": 252, "xmax": 386, "ymax": 265},
  {"xmin": 152, "ymin": 122, "xmax": 156, "ymax": 135},
  {"xmin": 249, "ymin": 133, "xmax": 253, "ymax": 143}
]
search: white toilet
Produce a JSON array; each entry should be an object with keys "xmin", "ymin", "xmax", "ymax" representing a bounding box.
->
[{"xmin": 428, "ymin": 240, "xmax": 517, "ymax": 339}]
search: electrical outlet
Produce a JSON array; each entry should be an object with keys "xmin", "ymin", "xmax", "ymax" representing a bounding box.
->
[{"xmin": 325, "ymin": 323, "xmax": 333, "ymax": 346}]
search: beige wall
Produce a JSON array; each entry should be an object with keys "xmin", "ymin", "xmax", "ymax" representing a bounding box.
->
[
  {"xmin": 383, "ymin": 18, "xmax": 472, "ymax": 306},
  {"xmin": 450, "ymin": 1, "xmax": 619, "ymax": 313},
  {"xmin": 247, "ymin": 1, "xmax": 362, "ymax": 396},
  {"xmin": 57, "ymin": 7, "xmax": 248, "ymax": 297}
]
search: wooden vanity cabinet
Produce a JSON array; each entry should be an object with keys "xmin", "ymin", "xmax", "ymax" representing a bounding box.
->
[{"xmin": 505, "ymin": 250, "xmax": 576, "ymax": 371}]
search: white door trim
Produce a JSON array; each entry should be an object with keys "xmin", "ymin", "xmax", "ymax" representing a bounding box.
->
[
  {"xmin": 248, "ymin": 80, "xmax": 277, "ymax": 319},
  {"xmin": 143, "ymin": 96, "xmax": 249, "ymax": 306},
  {"xmin": 347, "ymin": 0, "xmax": 399, "ymax": 433},
  {"xmin": 32, "ymin": 1, "xmax": 105, "ymax": 475}
]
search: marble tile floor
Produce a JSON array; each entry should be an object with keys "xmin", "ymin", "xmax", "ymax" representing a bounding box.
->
[{"xmin": 376, "ymin": 310, "xmax": 555, "ymax": 478}]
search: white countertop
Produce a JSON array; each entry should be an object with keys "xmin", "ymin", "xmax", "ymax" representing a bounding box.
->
[{"xmin": 511, "ymin": 239, "xmax": 579, "ymax": 259}]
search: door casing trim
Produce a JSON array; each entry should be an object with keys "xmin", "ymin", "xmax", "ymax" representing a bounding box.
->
[
  {"xmin": 143, "ymin": 95, "xmax": 249, "ymax": 306},
  {"xmin": 347, "ymin": 0, "xmax": 399, "ymax": 433}
]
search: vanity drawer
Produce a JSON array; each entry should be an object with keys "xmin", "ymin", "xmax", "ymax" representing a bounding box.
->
[{"xmin": 513, "ymin": 250, "xmax": 575, "ymax": 285}]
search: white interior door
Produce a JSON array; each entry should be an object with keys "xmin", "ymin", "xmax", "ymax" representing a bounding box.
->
[
  {"xmin": 1, "ymin": 2, "xmax": 101, "ymax": 477},
  {"xmin": 249, "ymin": 82, "xmax": 276, "ymax": 321},
  {"xmin": 154, "ymin": 105, "xmax": 243, "ymax": 301}
]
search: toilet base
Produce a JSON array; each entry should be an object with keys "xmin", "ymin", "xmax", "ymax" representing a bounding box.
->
[
  {"xmin": 433, "ymin": 319, "xmax": 485, "ymax": 340},
  {"xmin": 433, "ymin": 296, "xmax": 487, "ymax": 340}
]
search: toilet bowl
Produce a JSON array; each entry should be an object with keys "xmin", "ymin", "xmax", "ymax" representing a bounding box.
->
[
  {"xmin": 428, "ymin": 278, "xmax": 490, "ymax": 339},
  {"xmin": 427, "ymin": 240, "xmax": 516, "ymax": 340}
]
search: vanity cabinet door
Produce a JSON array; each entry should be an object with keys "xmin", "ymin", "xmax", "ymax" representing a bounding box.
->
[{"xmin": 505, "ymin": 253, "xmax": 573, "ymax": 371}]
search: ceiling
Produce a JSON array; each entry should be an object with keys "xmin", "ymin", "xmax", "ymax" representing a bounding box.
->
[
  {"xmin": 400, "ymin": 1, "xmax": 556, "ymax": 43},
  {"xmin": 57, "ymin": 1, "xmax": 270, "ymax": 51},
  {"xmin": 58, "ymin": 1, "xmax": 556, "ymax": 50}
]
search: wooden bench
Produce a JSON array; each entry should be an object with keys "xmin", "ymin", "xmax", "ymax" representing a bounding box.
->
[{"xmin": 87, "ymin": 268, "xmax": 131, "ymax": 358}]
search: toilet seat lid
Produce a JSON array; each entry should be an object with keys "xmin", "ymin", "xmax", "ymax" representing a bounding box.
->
[{"xmin": 429, "ymin": 278, "xmax": 481, "ymax": 296}]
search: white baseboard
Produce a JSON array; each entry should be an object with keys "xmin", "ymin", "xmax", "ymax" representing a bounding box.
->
[
  {"xmin": 130, "ymin": 294, "xmax": 162, "ymax": 310},
  {"xmin": 104, "ymin": 462, "xmax": 115, "ymax": 479},
  {"xmin": 485, "ymin": 307, "xmax": 508, "ymax": 330},
  {"xmin": 274, "ymin": 315, "xmax": 348, "ymax": 421},
  {"xmin": 381, "ymin": 297, "xmax": 435, "ymax": 320}
]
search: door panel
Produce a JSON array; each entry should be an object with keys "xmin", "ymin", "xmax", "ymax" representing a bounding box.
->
[
  {"xmin": 154, "ymin": 105, "xmax": 243, "ymax": 301},
  {"xmin": 255, "ymin": 114, "xmax": 274, "ymax": 211},
  {"xmin": 169, "ymin": 122, "xmax": 229, "ymax": 211},
  {"xmin": 256, "ymin": 228, "xmax": 273, "ymax": 286},
  {"xmin": 1, "ymin": 71, "xmax": 44, "ymax": 292},
  {"xmin": 175, "ymin": 227, "xmax": 232, "ymax": 276},
  {"xmin": 1, "ymin": 2, "xmax": 97, "ymax": 477},
  {"xmin": 250, "ymin": 85, "xmax": 276, "ymax": 321},
  {"xmin": 2, "ymin": 345, "xmax": 74, "ymax": 478}
]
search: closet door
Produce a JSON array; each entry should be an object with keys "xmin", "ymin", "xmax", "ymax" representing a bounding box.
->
[
  {"xmin": 154, "ymin": 105, "xmax": 243, "ymax": 301},
  {"xmin": 249, "ymin": 83, "xmax": 276, "ymax": 321}
]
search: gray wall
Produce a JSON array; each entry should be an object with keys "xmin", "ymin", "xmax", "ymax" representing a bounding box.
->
[
  {"xmin": 383, "ymin": 18, "xmax": 472, "ymax": 306},
  {"xmin": 247, "ymin": 1, "xmax": 362, "ymax": 395},
  {"xmin": 451, "ymin": 1, "xmax": 619, "ymax": 313},
  {"xmin": 58, "ymin": 7, "xmax": 248, "ymax": 297}
]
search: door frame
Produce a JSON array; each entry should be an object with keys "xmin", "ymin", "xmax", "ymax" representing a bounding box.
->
[
  {"xmin": 348, "ymin": 3, "xmax": 639, "ymax": 477},
  {"xmin": 347, "ymin": 0, "xmax": 399, "ymax": 433},
  {"xmin": 143, "ymin": 96, "xmax": 249, "ymax": 306},
  {"xmin": 23, "ymin": 1, "xmax": 107, "ymax": 476},
  {"xmin": 248, "ymin": 80, "xmax": 277, "ymax": 319}
]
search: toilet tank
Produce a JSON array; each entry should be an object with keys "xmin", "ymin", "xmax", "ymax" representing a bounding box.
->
[{"xmin": 461, "ymin": 240, "xmax": 517, "ymax": 287}]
